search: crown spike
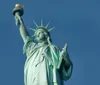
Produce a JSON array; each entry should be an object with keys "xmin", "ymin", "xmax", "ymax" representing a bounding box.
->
[
  {"xmin": 33, "ymin": 20, "xmax": 39, "ymax": 28},
  {"xmin": 48, "ymin": 27, "xmax": 55, "ymax": 32},
  {"xmin": 45, "ymin": 21, "xmax": 50, "ymax": 28},
  {"xmin": 41, "ymin": 18, "xmax": 43, "ymax": 26},
  {"xmin": 28, "ymin": 28, "xmax": 36, "ymax": 31}
]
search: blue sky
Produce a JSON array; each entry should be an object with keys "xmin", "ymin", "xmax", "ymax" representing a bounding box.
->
[{"xmin": 0, "ymin": 0, "xmax": 100, "ymax": 85}]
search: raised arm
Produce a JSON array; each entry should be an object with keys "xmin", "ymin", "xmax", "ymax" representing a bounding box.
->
[
  {"xmin": 15, "ymin": 13, "xmax": 29, "ymax": 43},
  {"xmin": 13, "ymin": 4, "xmax": 30, "ymax": 43}
]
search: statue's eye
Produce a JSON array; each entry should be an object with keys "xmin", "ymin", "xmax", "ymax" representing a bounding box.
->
[{"xmin": 38, "ymin": 32, "xmax": 41, "ymax": 34}]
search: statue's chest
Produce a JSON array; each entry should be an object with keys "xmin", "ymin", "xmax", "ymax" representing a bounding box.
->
[{"xmin": 25, "ymin": 46, "xmax": 47, "ymax": 67}]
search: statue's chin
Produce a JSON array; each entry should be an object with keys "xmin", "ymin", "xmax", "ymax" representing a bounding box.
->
[{"xmin": 36, "ymin": 37, "xmax": 46, "ymax": 42}]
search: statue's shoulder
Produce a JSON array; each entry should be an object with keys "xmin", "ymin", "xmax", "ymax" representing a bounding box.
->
[
  {"xmin": 23, "ymin": 36, "xmax": 36, "ymax": 54},
  {"xmin": 48, "ymin": 44, "xmax": 60, "ymax": 51},
  {"xmin": 24, "ymin": 36, "xmax": 36, "ymax": 45}
]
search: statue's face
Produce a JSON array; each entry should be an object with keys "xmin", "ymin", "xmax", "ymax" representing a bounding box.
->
[{"xmin": 35, "ymin": 29, "xmax": 47, "ymax": 42}]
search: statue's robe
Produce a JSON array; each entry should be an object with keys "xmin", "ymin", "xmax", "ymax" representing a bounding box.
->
[{"xmin": 23, "ymin": 36, "xmax": 73, "ymax": 85}]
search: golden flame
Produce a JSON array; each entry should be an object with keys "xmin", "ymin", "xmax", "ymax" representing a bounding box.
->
[{"xmin": 15, "ymin": 4, "xmax": 24, "ymax": 8}]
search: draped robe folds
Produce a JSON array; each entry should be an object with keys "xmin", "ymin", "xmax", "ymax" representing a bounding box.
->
[{"xmin": 23, "ymin": 36, "xmax": 73, "ymax": 85}]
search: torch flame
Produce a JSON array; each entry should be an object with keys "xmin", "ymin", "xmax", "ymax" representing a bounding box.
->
[{"xmin": 15, "ymin": 4, "xmax": 24, "ymax": 8}]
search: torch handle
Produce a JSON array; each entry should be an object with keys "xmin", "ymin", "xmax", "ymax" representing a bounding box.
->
[{"xmin": 15, "ymin": 12, "xmax": 23, "ymax": 26}]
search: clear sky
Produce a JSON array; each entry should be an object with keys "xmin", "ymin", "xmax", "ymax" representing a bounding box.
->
[{"xmin": 0, "ymin": 0, "xmax": 100, "ymax": 85}]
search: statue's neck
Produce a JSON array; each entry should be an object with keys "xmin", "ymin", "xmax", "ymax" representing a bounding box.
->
[{"xmin": 37, "ymin": 40, "xmax": 48, "ymax": 46}]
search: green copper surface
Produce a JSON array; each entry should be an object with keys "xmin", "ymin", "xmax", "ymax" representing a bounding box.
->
[{"xmin": 13, "ymin": 4, "xmax": 73, "ymax": 85}]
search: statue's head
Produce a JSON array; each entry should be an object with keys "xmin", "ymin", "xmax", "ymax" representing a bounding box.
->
[
  {"xmin": 34, "ymin": 27, "xmax": 50, "ymax": 42},
  {"xmin": 29, "ymin": 20, "xmax": 54, "ymax": 43}
]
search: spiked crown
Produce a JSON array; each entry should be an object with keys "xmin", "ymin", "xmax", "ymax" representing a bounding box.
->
[{"xmin": 29, "ymin": 19, "xmax": 55, "ymax": 37}]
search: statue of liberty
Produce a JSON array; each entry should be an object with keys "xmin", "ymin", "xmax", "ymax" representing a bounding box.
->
[{"xmin": 13, "ymin": 4, "xmax": 73, "ymax": 85}]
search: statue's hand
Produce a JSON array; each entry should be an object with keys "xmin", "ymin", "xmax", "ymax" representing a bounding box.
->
[
  {"xmin": 15, "ymin": 13, "xmax": 23, "ymax": 26},
  {"xmin": 15, "ymin": 15, "xmax": 20, "ymax": 26}
]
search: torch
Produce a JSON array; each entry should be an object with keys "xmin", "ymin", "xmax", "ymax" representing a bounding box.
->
[{"xmin": 12, "ymin": 4, "xmax": 24, "ymax": 25}]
